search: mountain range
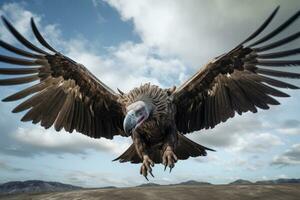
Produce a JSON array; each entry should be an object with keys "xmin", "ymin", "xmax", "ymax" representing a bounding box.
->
[
  {"xmin": 0, "ymin": 180, "xmax": 81, "ymax": 195},
  {"xmin": 1, "ymin": 178, "xmax": 299, "ymax": 195}
]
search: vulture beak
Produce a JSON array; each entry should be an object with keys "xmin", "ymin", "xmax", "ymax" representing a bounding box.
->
[
  {"xmin": 123, "ymin": 110, "xmax": 137, "ymax": 136},
  {"xmin": 123, "ymin": 107, "xmax": 148, "ymax": 136}
]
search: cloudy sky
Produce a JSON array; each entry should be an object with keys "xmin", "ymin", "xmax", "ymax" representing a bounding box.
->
[{"xmin": 0, "ymin": 0, "xmax": 299, "ymax": 187}]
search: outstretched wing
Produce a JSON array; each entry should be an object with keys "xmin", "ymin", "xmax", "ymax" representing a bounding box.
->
[
  {"xmin": 0, "ymin": 17, "xmax": 125, "ymax": 139},
  {"xmin": 173, "ymin": 6, "xmax": 300, "ymax": 134}
]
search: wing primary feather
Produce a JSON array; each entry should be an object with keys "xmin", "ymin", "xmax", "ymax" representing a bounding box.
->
[
  {"xmin": 230, "ymin": 77, "xmax": 257, "ymax": 113},
  {"xmin": 40, "ymin": 88, "xmax": 62, "ymax": 128},
  {"xmin": 0, "ymin": 67, "xmax": 40, "ymax": 75},
  {"xmin": 221, "ymin": 78, "xmax": 235, "ymax": 119},
  {"xmin": 217, "ymin": 79, "xmax": 224, "ymax": 119},
  {"xmin": 0, "ymin": 40, "xmax": 44, "ymax": 59},
  {"xmin": 2, "ymin": 81, "xmax": 47, "ymax": 102},
  {"xmin": 86, "ymin": 108, "xmax": 92, "ymax": 136},
  {"xmin": 249, "ymin": 9, "xmax": 300, "ymax": 47},
  {"xmin": 227, "ymin": 80, "xmax": 243, "ymax": 114},
  {"xmin": 238, "ymin": 79, "xmax": 270, "ymax": 109},
  {"xmin": 22, "ymin": 88, "xmax": 57, "ymax": 123},
  {"xmin": 12, "ymin": 83, "xmax": 56, "ymax": 113},
  {"xmin": 82, "ymin": 104, "xmax": 89, "ymax": 135},
  {"xmin": 70, "ymin": 99, "xmax": 80, "ymax": 132},
  {"xmin": 95, "ymin": 115, "xmax": 100, "ymax": 138},
  {"xmin": 64, "ymin": 94, "xmax": 76, "ymax": 132},
  {"xmin": 254, "ymin": 32, "xmax": 300, "ymax": 52},
  {"xmin": 30, "ymin": 18, "xmax": 58, "ymax": 53},
  {"xmin": 0, "ymin": 54, "xmax": 41, "ymax": 66},
  {"xmin": 204, "ymin": 99, "xmax": 210, "ymax": 129},
  {"xmin": 55, "ymin": 94, "xmax": 72, "ymax": 131},
  {"xmin": 77, "ymin": 101, "xmax": 85, "ymax": 132},
  {"xmin": 21, "ymin": 103, "xmax": 43, "ymax": 122},
  {"xmin": 242, "ymin": 76, "xmax": 280, "ymax": 105},
  {"xmin": 1, "ymin": 16, "xmax": 49, "ymax": 55},
  {"xmin": 256, "ymin": 68, "xmax": 300, "ymax": 78},
  {"xmin": 214, "ymin": 86, "xmax": 221, "ymax": 124},
  {"xmin": 258, "ymin": 75, "xmax": 299, "ymax": 89},
  {"xmin": 245, "ymin": 75, "xmax": 289, "ymax": 97},
  {"xmin": 0, "ymin": 75, "xmax": 39, "ymax": 85},
  {"xmin": 257, "ymin": 48, "xmax": 300, "ymax": 59},
  {"xmin": 255, "ymin": 60, "xmax": 300, "ymax": 67},
  {"xmin": 239, "ymin": 6, "xmax": 280, "ymax": 45},
  {"xmin": 211, "ymin": 94, "xmax": 217, "ymax": 128},
  {"xmin": 65, "ymin": 96, "xmax": 75, "ymax": 133}
]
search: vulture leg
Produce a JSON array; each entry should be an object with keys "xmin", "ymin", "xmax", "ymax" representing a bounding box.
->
[
  {"xmin": 162, "ymin": 126, "xmax": 178, "ymax": 172},
  {"xmin": 132, "ymin": 131, "xmax": 154, "ymax": 180}
]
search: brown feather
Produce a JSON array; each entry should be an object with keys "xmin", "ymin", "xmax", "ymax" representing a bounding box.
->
[{"xmin": 0, "ymin": 75, "xmax": 39, "ymax": 85}]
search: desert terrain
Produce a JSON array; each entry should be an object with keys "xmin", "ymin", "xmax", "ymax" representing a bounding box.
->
[{"xmin": 1, "ymin": 184, "xmax": 300, "ymax": 200}]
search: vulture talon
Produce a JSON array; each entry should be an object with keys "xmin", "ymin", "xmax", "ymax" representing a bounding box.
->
[
  {"xmin": 164, "ymin": 164, "xmax": 167, "ymax": 171},
  {"xmin": 140, "ymin": 155, "xmax": 154, "ymax": 180},
  {"xmin": 149, "ymin": 171, "xmax": 154, "ymax": 178},
  {"xmin": 162, "ymin": 147, "xmax": 178, "ymax": 172},
  {"xmin": 144, "ymin": 175, "xmax": 149, "ymax": 181}
]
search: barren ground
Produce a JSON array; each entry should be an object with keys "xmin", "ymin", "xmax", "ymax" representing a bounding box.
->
[{"xmin": 1, "ymin": 184, "xmax": 300, "ymax": 200}]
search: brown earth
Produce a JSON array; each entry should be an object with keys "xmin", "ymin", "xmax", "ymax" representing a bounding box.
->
[{"xmin": 1, "ymin": 184, "xmax": 300, "ymax": 200}]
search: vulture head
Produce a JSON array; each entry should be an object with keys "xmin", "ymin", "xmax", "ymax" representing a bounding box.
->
[{"xmin": 123, "ymin": 101, "xmax": 152, "ymax": 136}]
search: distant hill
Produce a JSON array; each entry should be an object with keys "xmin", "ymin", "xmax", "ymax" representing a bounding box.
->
[
  {"xmin": 230, "ymin": 179, "xmax": 253, "ymax": 185},
  {"xmin": 255, "ymin": 179, "xmax": 300, "ymax": 185},
  {"xmin": 137, "ymin": 180, "xmax": 211, "ymax": 187},
  {"xmin": 172, "ymin": 180, "xmax": 211, "ymax": 186},
  {"xmin": 137, "ymin": 183, "xmax": 161, "ymax": 187},
  {"xmin": 229, "ymin": 178, "xmax": 300, "ymax": 185},
  {"xmin": 135, "ymin": 178, "xmax": 300, "ymax": 188},
  {"xmin": 0, "ymin": 180, "xmax": 82, "ymax": 195},
  {"xmin": 2, "ymin": 178, "xmax": 299, "ymax": 195}
]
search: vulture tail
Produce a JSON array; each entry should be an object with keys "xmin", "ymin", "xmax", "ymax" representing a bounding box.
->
[{"xmin": 113, "ymin": 133, "xmax": 214, "ymax": 164}]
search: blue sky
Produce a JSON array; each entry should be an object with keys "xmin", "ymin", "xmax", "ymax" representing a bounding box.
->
[{"xmin": 0, "ymin": 0, "xmax": 300, "ymax": 187}]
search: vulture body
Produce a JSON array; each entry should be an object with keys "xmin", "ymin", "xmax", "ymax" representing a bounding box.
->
[{"xmin": 0, "ymin": 6, "xmax": 300, "ymax": 179}]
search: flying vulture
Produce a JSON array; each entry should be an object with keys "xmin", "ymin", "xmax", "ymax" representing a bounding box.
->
[{"xmin": 0, "ymin": 6, "xmax": 299, "ymax": 180}]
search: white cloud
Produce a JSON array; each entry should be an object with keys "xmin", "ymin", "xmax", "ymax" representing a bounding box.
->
[
  {"xmin": 105, "ymin": 0, "xmax": 300, "ymax": 67},
  {"xmin": 13, "ymin": 126, "xmax": 130, "ymax": 156},
  {"xmin": 0, "ymin": 160, "xmax": 25, "ymax": 172},
  {"xmin": 271, "ymin": 144, "xmax": 300, "ymax": 166},
  {"xmin": 0, "ymin": 2, "xmax": 40, "ymax": 43},
  {"xmin": 278, "ymin": 128, "xmax": 300, "ymax": 135},
  {"xmin": 66, "ymin": 41, "xmax": 187, "ymax": 91},
  {"xmin": 278, "ymin": 120, "xmax": 300, "ymax": 135},
  {"xmin": 92, "ymin": 0, "xmax": 102, "ymax": 7},
  {"xmin": 0, "ymin": 2, "xmax": 61, "ymax": 48},
  {"xmin": 188, "ymin": 115, "xmax": 266, "ymax": 148},
  {"xmin": 232, "ymin": 133, "xmax": 283, "ymax": 153}
]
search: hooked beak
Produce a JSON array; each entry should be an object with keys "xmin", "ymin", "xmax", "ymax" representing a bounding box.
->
[{"xmin": 123, "ymin": 110, "xmax": 145, "ymax": 136}]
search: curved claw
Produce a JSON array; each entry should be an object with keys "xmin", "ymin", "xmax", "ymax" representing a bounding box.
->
[
  {"xmin": 149, "ymin": 170, "xmax": 154, "ymax": 178},
  {"xmin": 162, "ymin": 149, "xmax": 178, "ymax": 173},
  {"xmin": 140, "ymin": 155, "xmax": 155, "ymax": 180}
]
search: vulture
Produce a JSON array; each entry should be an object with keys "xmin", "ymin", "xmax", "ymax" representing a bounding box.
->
[{"xmin": 0, "ymin": 6, "xmax": 300, "ymax": 180}]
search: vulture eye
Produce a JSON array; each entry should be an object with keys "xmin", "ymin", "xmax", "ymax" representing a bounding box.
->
[
  {"xmin": 136, "ymin": 110, "xmax": 142, "ymax": 116},
  {"xmin": 135, "ymin": 108, "xmax": 144, "ymax": 117}
]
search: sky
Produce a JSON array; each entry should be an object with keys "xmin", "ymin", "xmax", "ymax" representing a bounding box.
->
[{"xmin": 0, "ymin": 0, "xmax": 299, "ymax": 187}]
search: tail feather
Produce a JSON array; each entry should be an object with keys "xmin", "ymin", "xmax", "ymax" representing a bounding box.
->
[
  {"xmin": 175, "ymin": 133, "xmax": 215, "ymax": 160},
  {"xmin": 112, "ymin": 144, "xmax": 141, "ymax": 163}
]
